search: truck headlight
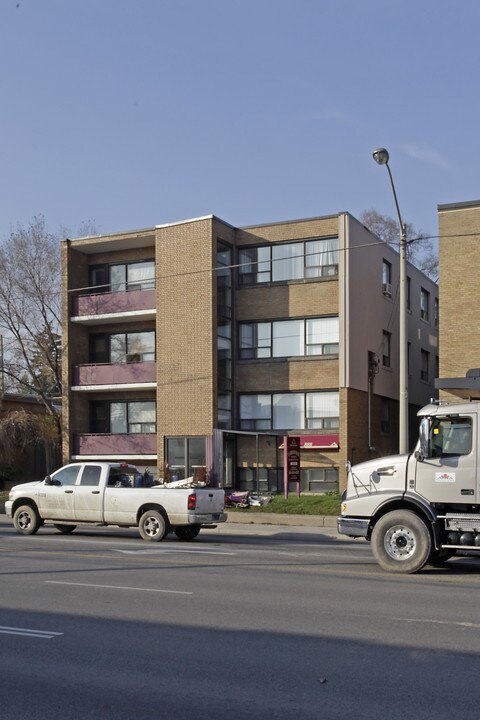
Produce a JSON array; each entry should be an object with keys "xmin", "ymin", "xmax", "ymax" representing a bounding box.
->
[{"xmin": 341, "ymin": 502, "xmax": 347, "ymax": 516}]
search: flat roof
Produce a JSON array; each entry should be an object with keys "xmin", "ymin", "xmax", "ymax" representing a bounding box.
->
[{"xmin": 438, "ymin": 199, "xmax": 480, "ymax": 213}]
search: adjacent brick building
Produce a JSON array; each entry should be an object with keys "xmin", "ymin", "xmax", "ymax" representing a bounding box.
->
[
  {"xmin": 437, "ymin": 200, "xmax": 480, "ymax": 400},
  {"xmin": 62, "ymin": 212, "xmax": 438, "ymax": 493}
]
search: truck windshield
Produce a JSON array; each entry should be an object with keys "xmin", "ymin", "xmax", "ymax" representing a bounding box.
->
[{"xmin": 431, "ymin": 416, "xmax": 472, "ymax": 457}]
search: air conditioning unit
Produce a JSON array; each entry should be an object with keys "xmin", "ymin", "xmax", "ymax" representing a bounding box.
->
[{"xmin": 382, "ymin": 282, "xmax": 392, "ymax": 297}]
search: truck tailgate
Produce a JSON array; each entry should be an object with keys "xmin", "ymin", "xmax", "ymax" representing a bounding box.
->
[{"xmin": 194, "ymin": 489, "xmax": 225, "ymax": 515}]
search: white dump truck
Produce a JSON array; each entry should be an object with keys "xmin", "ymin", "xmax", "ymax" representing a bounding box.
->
[
  {"xmin": 5, "ymin": 462, "xmax": 227, "ymax": 542},
  {"xmin": 338, "ymin": 399, "xmax": 480, "ymax": 573}
]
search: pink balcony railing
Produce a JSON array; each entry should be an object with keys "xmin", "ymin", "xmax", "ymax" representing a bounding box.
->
[
  {"xmin": 72, "ymin": 362, "xmax": 156, "ymax": 386},
  {"xmin": 71, "ymin": 289, "xmax": 156, "ymax": 317},
  {"xmin": 74, "ymin": 433, "xmax": 157, "ymax": 456}
]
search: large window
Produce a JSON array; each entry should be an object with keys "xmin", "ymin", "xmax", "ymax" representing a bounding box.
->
[
  {"xmin": 239, "ymin": 317, "xmax": 339, "ymax": 359},
  {"xmin": 90, "ymin": 331, "xmax": 155, "ymax": 364},
  {"xmin": 239, "ymin": 391, "xmax": 339, "ymax": 431},
  {"xmin": 166, "ymin": 437, "xmax": 207, "ymax": 481},
  {"xmin": 217, "ymin": 241, "xmax": 233, "ymax": 428},
  {"xmin": 91, "ymin": 400, "xmax": 156, "ymax": 434},
  {"xmin": 238, "ymin": 237, "xmax": 339, "ymax": 285},
  {"xmin": 89, "ymin": 260, "xmax": 155, "ymax": 293}
]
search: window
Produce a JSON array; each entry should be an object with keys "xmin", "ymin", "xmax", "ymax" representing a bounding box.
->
[
  {"xmin": 300, "ymin": 467, "xmax": 339, "ymax": 493},
  {"xmin": 420, "ymin": 350, "xmax": 429, "ymax": 382},
  {"xmin": 92, "ymin": 400, "xmax": 156, "ymax": 434},
  {"xmin": 166, "ymin": 437, "xmax": 207, "ymax": 481},
  {"xmin": 238, "ymin": 237, "xmax": 339, "ymax": 285},
  {"xmin": 239, "ymin": 317, "xmax": 339, "ymax": 359},
  {"xmin": 420, "ymin": 288, "xmax": 430, "ymax": 321},
  {"xmin": 382, "ymin": 260, "xmax": 392, "ymax": 295},
  {"xmin": 80, "ymin": 465, "xmax": 102, "ymax": 487},
  {"xmin": 431, "ymin": 417, "xmax": 472, "ymax": 456},
  {"xmin": 381, "ymin": 397, "xmax": 391, "ymax": 434},
  {"xmin": 89, "ymin": 260, "xmax": 155, "ymax": 293},
  {"xmin": 382, "ymin": 331, "xmax": 391, "ymax": 368},
  {"xmin": 239, "ymin": 391, "xmax": 339, "ymax": 430},
  {"xmin": 434, "ymin": 297, "xmax": 439, "ymax": 328},
  {"xmin": 51, "ymin": 465, "xmax": 81, "ymax": 486},
  {"xmin": 90, "ymin": 331, "xmax": 155, "ymax": 364},
  {"xmin": 217, "ymin": 241, "xmax": 233, "ymax": 427}
]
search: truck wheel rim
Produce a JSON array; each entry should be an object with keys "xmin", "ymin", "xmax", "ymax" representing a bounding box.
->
[
  {"xmin": 144, "ymin": 516, "xmax": 160, "ymax": 537},
  {"xmin": 18, "ymin": 511, "xmax": 31, "ymax": 530},
  {"xmin": 384, "ymin": 525, "xmax": 416, "ymax": 560}
]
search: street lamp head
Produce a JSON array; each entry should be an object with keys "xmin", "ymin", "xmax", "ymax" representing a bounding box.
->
[{"xmin": 372, "ymin": 147, "xmax": 389, "ymax": 165}]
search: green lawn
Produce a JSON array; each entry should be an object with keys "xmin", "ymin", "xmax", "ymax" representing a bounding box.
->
[{"xmin": 228, "ymin": 493, "xmax": 342, "ymax": 516}]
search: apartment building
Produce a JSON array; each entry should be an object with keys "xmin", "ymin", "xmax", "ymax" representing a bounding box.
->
[
  {"xmin": 436, "ymin": 200, "xmax": 480, "ymax": 400},
  {"xmin": 62, "ymin": 212, "xmax": 438, "ymax": 493}
]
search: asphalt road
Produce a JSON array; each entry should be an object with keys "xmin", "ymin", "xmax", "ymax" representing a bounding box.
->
[{"xmin": 2, "ymin": 515, "xmax": 480, "ymax": 719}]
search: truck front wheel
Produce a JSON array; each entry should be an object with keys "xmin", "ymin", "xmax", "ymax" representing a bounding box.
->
[
  {"xmin": 138, "ymin": 510, "xmax": 168, "ymax": 542},
  {"xmin": 13, "ymin": 505, "xmax": 41, "ymax": 536},
  {"xmin": 371, "ymin": 510, "xmax": 431, "ymax": 573}
]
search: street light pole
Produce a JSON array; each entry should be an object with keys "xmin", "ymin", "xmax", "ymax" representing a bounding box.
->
[{"xmin": 372, "ymin": 148, "xmax": 409, "ymax": 454}]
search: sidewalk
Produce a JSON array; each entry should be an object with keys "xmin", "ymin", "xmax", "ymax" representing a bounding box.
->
[{"xmin": 226, "ymin": 511, "xmax": 337, "ymax": 528}]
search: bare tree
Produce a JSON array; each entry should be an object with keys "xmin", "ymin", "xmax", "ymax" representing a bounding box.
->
[
  {"xmin": 360, "ymin": 209, "xmax": 438, "ymax": 281},
  {"xmin": 0, "ymin": 216, "xmax": 62, "ymax": 433}
]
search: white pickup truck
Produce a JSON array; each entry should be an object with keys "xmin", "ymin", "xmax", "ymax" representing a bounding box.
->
[{"xmin": 5, "ymin": 462, "xmax": 227, "ymax": 542}]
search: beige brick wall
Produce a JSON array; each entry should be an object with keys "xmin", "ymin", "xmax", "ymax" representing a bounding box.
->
[
  {"xmin": 439, "ymin": 204, "xmax": 480, "ymax": 400},
  {"xmin": 155, "ymin": 218, "xmax": 216, "ymax": 468}
]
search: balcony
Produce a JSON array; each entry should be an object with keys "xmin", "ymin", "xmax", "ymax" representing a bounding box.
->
[
  {"xmin": 71, "ymin": 289, "xmax": 156, "ymax": 325},
  {"xmin": 73, "ymin": 433, "xmax": 157, "ymax": 458},
  {"xmin": 72, "ymin": 362, "xmax": 156, "ymax": 391}
]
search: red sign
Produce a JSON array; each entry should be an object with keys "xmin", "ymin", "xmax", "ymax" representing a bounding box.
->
[{"xmin": 279, "ymin": 434, "xmax": 339, "ymax": 450}]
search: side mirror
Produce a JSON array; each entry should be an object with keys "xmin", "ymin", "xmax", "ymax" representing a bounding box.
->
[
  {"xmin": 417, "ymin": 417, "xmax": 431, "ymax": 461},
  {"xmin": 44, "ymin": 475, "xmax": 53, "ymax": 485}
]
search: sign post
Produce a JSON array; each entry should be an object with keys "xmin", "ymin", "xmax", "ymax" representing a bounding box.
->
[{"xmin": 283, "ymin": 435, "xmax": 300, "ymax": 498}]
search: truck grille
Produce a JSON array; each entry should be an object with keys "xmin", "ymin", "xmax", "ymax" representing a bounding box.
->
[{"xmin": 445, "ymin": 514, "xmax": 480, "ymax": 532}]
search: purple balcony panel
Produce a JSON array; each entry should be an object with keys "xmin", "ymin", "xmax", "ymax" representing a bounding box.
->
[
  {"xmin": 72, "ymin": 289, "xmax": 156, "ymax": 317},
  {"xmin": 74, "ymin": 433, "xmax": 157, "ymax": 456},
  {"xmin": 73, "ymin": 362, "xmax": 156, "ymax": 386}
]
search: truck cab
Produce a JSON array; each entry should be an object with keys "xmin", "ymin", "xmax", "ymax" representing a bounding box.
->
[{"xmin": 338, "ymin": 400, "xmax": 480, "ymax": 573}]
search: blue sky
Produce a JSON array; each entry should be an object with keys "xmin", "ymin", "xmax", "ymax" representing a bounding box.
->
[{"xmin": 1, "ymin": 0, "xmax": 479, "ymax": 241}]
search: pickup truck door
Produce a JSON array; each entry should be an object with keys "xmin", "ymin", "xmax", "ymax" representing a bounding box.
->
[
  {"xmin": 73, "ymin": 464, "xmax": 104, "ymax": 521},
  {"xmin": 37, "ymin": 464, "xmax": 81, "ymax": 519},
  {"xmin": 414, "ymin": 413, "xmax": 477, "ymax": 503}
]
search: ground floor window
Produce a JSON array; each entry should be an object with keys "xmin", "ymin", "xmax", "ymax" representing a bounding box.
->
[
  {"xmin": 165, "ymin": 436, "xmax": 207, "ymax": 481},
  {"xmin": 300, "ymin": 467, "xmax": 339, "ymax": 493}
]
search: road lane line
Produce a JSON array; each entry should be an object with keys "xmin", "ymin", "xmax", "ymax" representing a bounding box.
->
[
  {"xmin": 0, "ymin": 625, "xmax": 63, "ymax": 639},
  {"xmin": 45, "ymin": 580, "xmax": 192, "ymax": 595},
  {"xmin": 113, "ymin": 548, "xmax": 236, "ymax": 556}
]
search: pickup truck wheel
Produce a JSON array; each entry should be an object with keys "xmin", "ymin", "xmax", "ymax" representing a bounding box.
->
[
  {"xmin": 53, "ymin": 524, "xmax": 77, "ymax": 534},
  {"xmin": 371, "ymin": 510, "xmax": 431, "ymax": 574},
  {"xmin": 139, "ymin": 510, "xmax": 168, "ymax": 542},
  {"xmin": 13, "ymin": 505, "xmax": 41, "ymax": 536},
  {"xmin": 174, "ymin": 525, "xmax": 201, "ymax": 541}
]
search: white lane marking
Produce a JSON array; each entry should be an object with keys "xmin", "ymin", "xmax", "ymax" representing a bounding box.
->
[
  {"xmin": 0, "ymin": 625, "xmax": 63, "ymax": 639},
  {"xmin": 45, "ymin": 580, "xmax": 192, "ymax": 595},
  {"xmin": 392, "ymin": 617, "xmax": 480, "ymax": 629},
  {"xmin": 113, "ymin": 548, "xmax": 236, "ymax": 556}
]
